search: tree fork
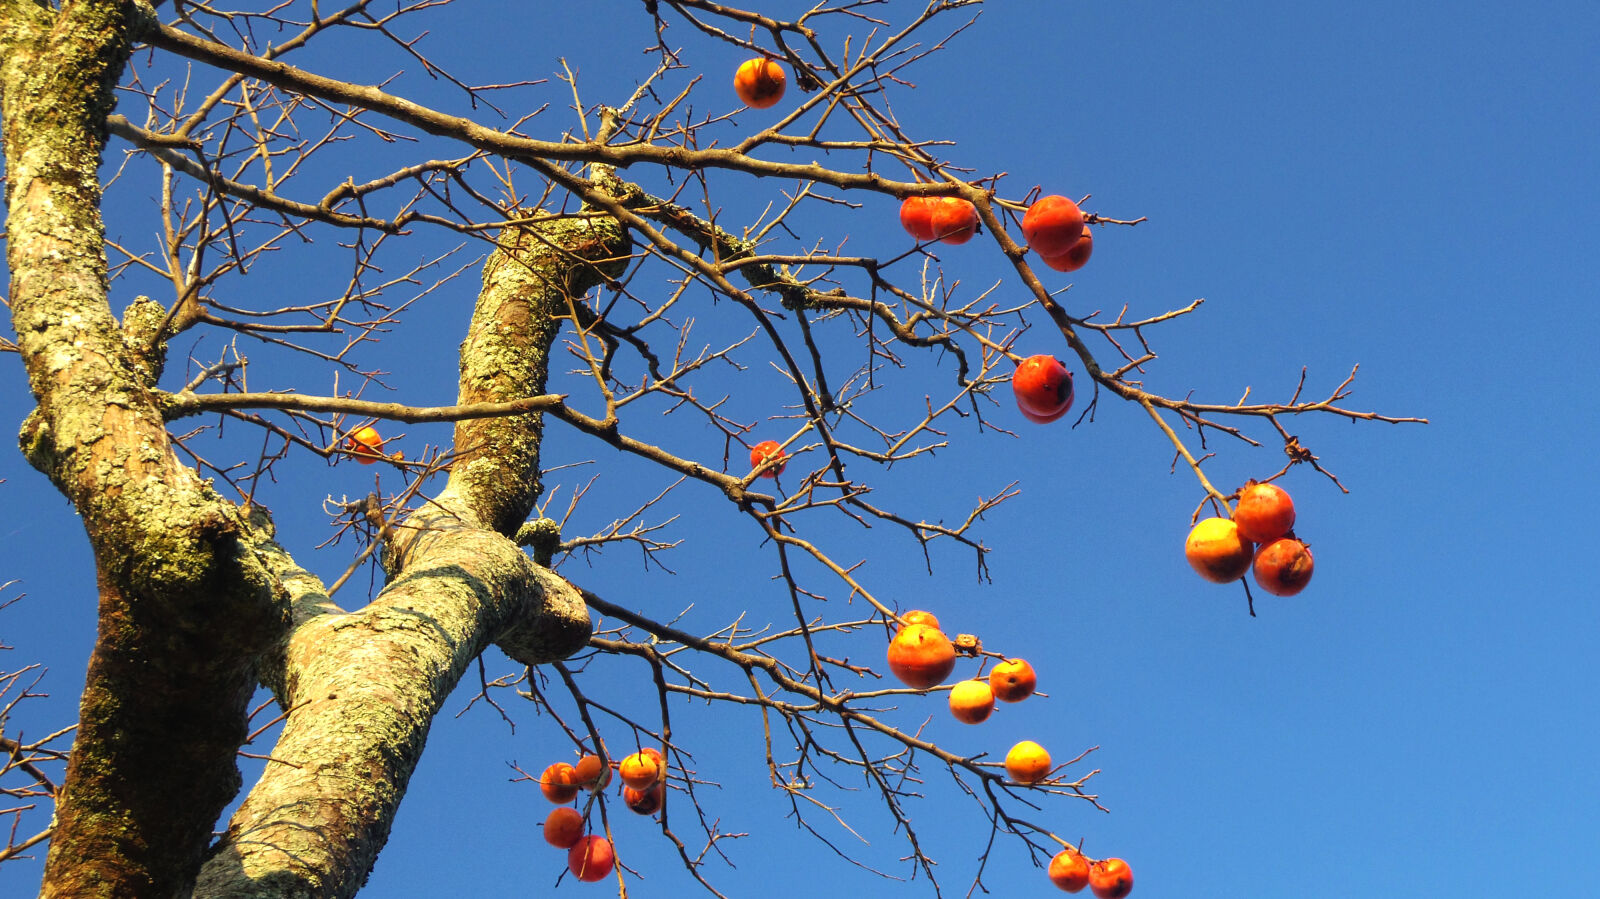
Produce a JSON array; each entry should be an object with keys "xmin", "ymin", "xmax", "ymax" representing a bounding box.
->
[{"xmin": 191, "ymin": 215, "xmax": 625, "ymax": 897}]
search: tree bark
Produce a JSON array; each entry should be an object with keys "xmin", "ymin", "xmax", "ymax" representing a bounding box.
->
[{"xmin": 2, "ymin": 3, "xmax": 280, "ymax": 896}]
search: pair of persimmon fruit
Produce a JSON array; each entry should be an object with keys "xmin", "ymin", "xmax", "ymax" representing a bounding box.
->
[
  {"xmin": 539, "ymin": 748, "xmax": 667, "ymax": 883},
  {"xmin": 1186, "ymin": 481, "xmax": 1314, "ymax": 596}
]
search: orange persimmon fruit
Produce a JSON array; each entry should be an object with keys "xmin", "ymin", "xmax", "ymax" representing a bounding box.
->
[
  {"xmin": 345, "ymin": 425, "xmax": 385, "ymax": 464},
  {"xmin": 928, "ymin": 196, "xmax": 980, "ymax": 244},
  {"xmin": 1039, "ymin": 224, "xmax": 1093, "ymax": 273},
  {"xmin": 1013, "ymin": 355, "xmax": 1074, "ymax": 421},
  {"xmin": 1048, "ymin": 848, "xmax": 1092, "ymax": 892},
  {"xmin": 948, "ymin": 679, "xmax": 995, "ymax": 725},
  {"xmin": 567, "ymin": 834, "xmax": 616, "ymax": 883},
  {"xmin": 1253, "ymin": 536, "xmax": 1314, "ymax": 596},
  {"xmin": 749, "ymin": 440, "xmax": 786, "ymax": 478},
  {"xmin": 734, "ymin": 57, "xmax": 786, "ymax": 109},
  {"xmin": 988, "ymin": 658, "xmax": 1037, "ymax": 703},
  {"xmin": 619, "ymin": 751, "xmax": 665, "ymax": 791},
  {"xmin": 1004, "ymin": 740, "xmax": 1052, "ymax": 784},
  {"xmin": 573, "ymin": 753, "xmax": 610, "ymax": 792},
  {"xmin": 1022, "ymin": 195, "xmax": 1087, "ymax": 257},
  {"xmin": 1089, "ymin": 857, "xmax": 1134, "ymax": 899},
  {"xmin": 1184, "ymin": 517, "xmax": 1254, "ymax": 584},
  {"xmin": 886, "ymin": 623, "xmax": 956, "ymax": 690},
  {"xmin": 540, "ymin": 762, "xmax": 580, "ymax": 804},
  {"xmin": 1233, "ymin": 481, "xmax": 1296, "ymax": 544},
  {"xmin": 898, "ymin": 609, "xmax": 941, "ymax": 632},
  {"xmin": 543, "ymin": 806, "xmax": 585, "ymax": 849},
  {"xmin": 623, "ymin": 782, "xmax": 666, "ymax": 815},
  {"xmin": 899, "ymin": 196, "xmax": 938, "ymax": 241}
]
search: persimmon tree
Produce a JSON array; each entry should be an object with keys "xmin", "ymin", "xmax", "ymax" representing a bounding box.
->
[{"xmin": 0, "ymin": 1, "xmax": 1422, "ymax": 896}]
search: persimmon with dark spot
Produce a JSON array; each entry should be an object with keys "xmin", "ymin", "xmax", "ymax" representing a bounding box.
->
[
  {"xmin": 1089, "ymin": 857, "xmax": 1134, "ymax": 898},
  {"xmin": 1253, "ymin": 536, "xmax": 1314, "ymax": 596},
  {"xmin": 1013, "ymin": 355, "xmax": 1074, "ymax": 421},
  {"xmin": 1004, "ymin": 739, "xmax": 1052, "ymax": 784},
  {"xmin": 988, "ymin": 658, "xmax": 1037, "ymax": 703}
]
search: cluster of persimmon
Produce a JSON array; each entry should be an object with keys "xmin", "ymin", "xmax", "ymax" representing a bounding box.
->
[
  {"xmin": 737, "ymin": 53, "xmax": 1128, "ymax": 893},
  {"xmin": 1185, "ymin": 481, "xmax": 1315, "ymax": 597},
  {"xmin": 538, "ymin": 747, "xmax": 668, "ymax": 884},
  {"xmin": 885, "ymin": 612, "xmax": 1135, "ymax": 895}
]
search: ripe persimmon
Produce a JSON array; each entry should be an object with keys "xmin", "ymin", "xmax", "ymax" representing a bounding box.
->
[
  {"xmin": 540, "ymin": 762, "xmax": 580, "ymax": 803},
  {"xmin": 1048, "ymin": 848, "xmax": 1091, "ymax": 892},
  {"xmin": 619, "ymin": 751, "xmax": 665, "ymax": 790},
  {"xmin": 1088, "ymin": 857, "xmax": 1134, "ymax": 899},
  {"xmin": 948, "ymin": 679, "xmax": 995, "ymax": 724},
  {"xmin": 929, "ymin": 197, "xmax": 980, "ymax": 244},
  {"xmin": 1022, "ymin": 195, "xmax": 1087, "ymax": 257},
  {"xmin": 623, "ymin": 782, "xmax": 666, "ymax": 815},
  {"xmin": 886, "ymin": 623, "xmax": 956, "ymax": 690},
  {"xmin": 1004, "ymin": 739, "xmax": 1052, "ymax": 784},
  {"xmin": 567, "ymin": 834, "xmax": 615, "ymax": 882},
  {"xmin": 988, "ymin": 658, "xmax": 1037, "ymax": 703},
  {"xmin": 1253, "ymin": 536, "xmax": 1314, "ymax": 596},
  {"xmin": 543, "ymin": 806, "xmax": 585, "ymax": 849},
  {"xmin": 1184, "ymin": 517, "xmax": 1254, "ymax": 584},
  {"xmin": 749, "ymin": 439, "xmax": 786, "ymax": 478},
  {"xmin": 898, "ymin": 609, "xmax": 941, "ymax": 631},
  {"xmin": 1039, "ymin": 224, "xmax": 1093, "ymax": 273},
  {"xmin": 733, "ymin": 57, "xmax": 786, "ymax": 109},
  {"xmin": 1013, "ymin": 355, "xmax": 1074, "ymax": 420},
  {"xmin": 899, "ymin": 196, "xmax": 938, "ymax": 241},
  {"xmin": 573, "ymin": 753, "xmax": 610, "ymax": 792},
  {"xmin": 345, "ymin": 425, "xmax": 386, "ymax": 464},
  {"xmin": 1233, "ymin": 481, "xmax": 1296, "ymax": 544}
]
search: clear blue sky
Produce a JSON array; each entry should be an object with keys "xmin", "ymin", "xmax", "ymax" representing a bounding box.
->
[{"xmin": 3, "ymin": 1, "xmax": 1597, "ymax": 896}]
